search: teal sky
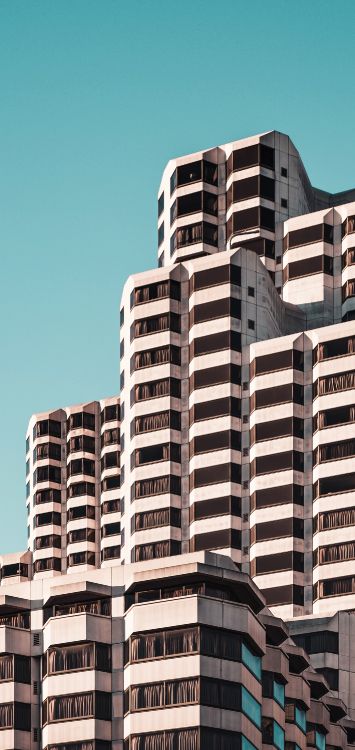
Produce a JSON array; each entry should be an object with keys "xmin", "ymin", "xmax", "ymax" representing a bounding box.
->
[{"xmin": 0, "ymin": 0, "xmax": 355, "ymax": 553}]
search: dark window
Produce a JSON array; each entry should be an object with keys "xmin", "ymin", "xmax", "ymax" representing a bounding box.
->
[
  {"xmin": 131, "ymin": 280, "xmax": 180, "ymax": 306},
  {"xmin": 132, "ymin": 507, "xmax": 181, "ymax": 531},
  {"xmin": 132, "ymin": 475, "xmax": 181, "ymax": 499},
  {"xmin": 35, "ymin": 488, "xmax": 61, "ymax": 505},
  {"xmin": 101, "ymin": 475, "xmax": 120, "ymax": 492},
  {"xmin": 101, "ymin": 451, "xmax": 119, "ymax": 471},
  {"xmin": 191, "ymin": 528, "xmax": 241, "ymax": 552},
  {"xmin": 34, "ymin": 465, "xmax": 61, "ymax": 485},
  {"xmin": 131, "ymin": 345, "xmax": 180, "ymax": 371},
  {"xmin": 190, "ymin": 463, "xmax": 240, "ymax": 489},
  {"xmin": 170, "ymin": 221, "xmax": 218, "ymax": 253},
  {"xmin": 227, "ymin": 144, "xmax": 274, "ymax": 175},
  {"xmin": 251, "ymin": 551, "xmax": 303, "ymax": 576},
  {"xmin": 190, "ymin": 297, "xmax": 241, "ymax": 326},
  {"xmin": 251, "ymin": 450, "xmax": 303, "ymax": 477},
  {"xmin": 101, "ymin": 498, "xmax": 120, "ymax": 515},
  {"xmin": 314, "ymin": 403, "xmax": 355, "ymax": 431},
  {"xmin": 158, "ymin": 192, "xmax": 164, "ymax": 218},
  {"xmin": 342, "ymin": 215, "xmax": 355, "ymax": 237},
  {"xmin": 33, "ymin": 419, "xmax": 61, "ymax": 439},
  {"xmin": 190, "ymin": 263, "xmax": 241, "ymax": 292},
  {"xmin": 68, "ymin": 528, "xmax": 95, "ymax": 544},
  {"xmin": 68, "ymin": 481, "xmax": 95, "ymax": 498},
  {"xmin": 281, "ymin": 167, "xmax": 288, "ymax": 177},
  {"xmin": 132, "ymin": 410, "xmax": 180, "ymax": 435},
  {"xmin": 313, "ymin": 335, "xmax": 355, "ymax": 364},
  {"xmin": 250, "ymin": 484, "xmax": 304, "ymax": 511},
  {"xmin": 262, "ymin": 585, "xmax": 304, "ymax": 607},
  {"xmin": 68, "ymin": 458, "xmax": 95, "ymax": 477},
  {"xmin": 131, "ymin": 442, "xmax": 180, "ymax": 467},
  {"xmin": 283, "ymin": 223, "xmax": 333, "ymax": 250},
  {"xmin": 292, "ymin": 631, "xmax": 338, "ymax": 654},
  {"xmin": 251, "ymin": 348, "xmax": 303, "ymax": 377},
  {"xmin": 34, "ymin": 557, "xmax": 61, "ymax": 573},
  {"xmin": 191, "ymin": 430, "xmax": 240, "ymax": 455},
  {"xmin": 131, "ymin": 540, "xmax": 181, "ymax": 562},
  {"xmin": 230, "ymin": 206, "xmax": 275, "ymax": 234},
  {"xmin": 251, "ymin": 417, "xmax": 303, "ymax": 443},
  {"xmin": 35, "ymin": 511, "xmax": 61, "ymax": 527},
  {"xmin": 68, "ymin": 435, "xmax": 96, "ymax": 455},
  {"xmin": 68, "ymin": 551, "xmax": 95, "ymax": 567},
  {"xmin": 284, "ymin": 254, "xmax": 333, "ymax": 282},
  {"xmin": 190, "ymin": 363, "xmax": 241, "ymax": 391},
  {"xmin": 190, "ymin": 396, "xmax": 241, "ymax": 423},
  {"xmin": 281, "ymin": 198, "xmax": 288, "ymax": 208},
  {"xmin": 101, "ymin": 545, "xmax": 121, "ymax": 561},
  {"xmin": 251, "ymin": 382, "xmax": 303, "ymax": 410},
  {"xmin": 251, "ymin": 517, "xmax": 303, "ymax": 544},
  {"xmin": 67, "ymin": 505, "xmax": 95, "ymax": 521},
  {"xmin": 132, "ymin": 377, "xmax": 180, "ymax": 403},
  {"xmin": 42, "ymin": 691, "xmax": 111, "ymax": 724},
  {"xmin": 131, "ymin": 312, "xmax": 180, "ymax": 340},
  {"xmin": 190, "ymin": 496, "xmax": 241, "ymax": 521},
  {"xmin": 191, "ymin": 330, "xmax": 241, "ymax": 358}
]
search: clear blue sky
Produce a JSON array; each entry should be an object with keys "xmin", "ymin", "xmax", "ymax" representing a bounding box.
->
[{"xmin": 0, "ymin": 0, "xmax": 354, "ymax": 553}]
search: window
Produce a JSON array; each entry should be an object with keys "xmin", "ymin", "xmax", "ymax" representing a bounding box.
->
[
  {"xmin": 191, "ymin": 330, "xmax": 241, "ymax": 358},
  {"xmin": 314, "ymin": 506, "xmax": 355, "ymax": 532},
  {"xmin": 170, "ymin": 221, "xmax": 218, "ymax": 253},
  {"xmin": 35, "ymin": 511, "xmax": 61, "ymax": 527},
  {"xmin": 226, "ymin": 144, "xmax": 274, "ymax": 175},
  {"xmin": 251, "ymin": 382, "xmax": 303, "ymax": 410},
  {"xmin": 34, "ymin": 557, "xmax": 61, "ymax": 573},
  {"xmin": 248, "ymin": 319, "xmax": 255, "ymax": 330},
  {"xmin": 132, "ymin": 377, "xmax": 180, "ymax": 403},
  {"xmin": 101, "ymin": 428, "xmax": 120, "ymax": 448},
  {"xmin": 314, "ymin": 368, "xmax": 355, "ymax": 397},
  {"xmin": 34, "ymin": 442, "xmax": 61, "ymax": 462},
  {"xmin": 67, "ymin": 412, "xmax": 96, "ymax": 431},
  {"xmin": 292, "ymin": 631, "xmax": 338, "ymax": 654},
  {"xmin": 132, "ymin": 507, "xmax": 181, "ymax": 531},
  {"xmin": 342, "ymin": 215, "xmax": 355, "ymax": 237},
  {"xmin": 68, "ymin": 481, "xmax": 95, "ymax": 498},
  {"xmin": 131, "ymin": 540, "xmax": 181, "ymax": 562},
  {"xmin": 131, "ymin": 442, "xmax": 180, "ymax": 467},
  {"xmin": 68, "ymin": 528, "xmax": 95, "ymax": 544},
  {"xmin": 190, "ymin": 463, "xmax": 241, "ymax": 489},
  {"xmin": 241, "ymin": 642, "xmax": 261, "ymax": 679},
  {"xmin": 131, "ymin": 345, "xmax": 180, "ymax": 371},
  {"xmin": 190, "ymin": 496, "xmax": 241, "ymax": 521},
  {"xmin": 313, "ymin": 334, "xmax": 355, "ymax": 363},
  {"xmin": 284, "ymin": 254, "xmax": 333, "ymax": 282},
  {"xmin": 68, "ymin": 551, "xmax": 95, "ymax": 567},
  {"xmin": 131, "ymin": 312, "xmax": 180, "ymax": 339},
  {"xmin": 43, "ymin": 598, "xmax": 111, "ymax": 622},
  {"xmin": 190, "ymin": 263, "xmax": 241, "ymax": 292},
  {"xmin": 190, "ymin": 363, "xmax": 241, "ymax": 391},
  {"xmin": 190, "ymin": 297, "xmax": 241, "ymax": 326},
  {"xmin": 190, "ymin": 528, "xmax": 241, "ymax": 552},
  {"xmin": 131, "ymin": 280, "xmax": 180, "ymax": 306},
  {"xmin": 229, "ymin": 206, "xmax": 275, "ymax": 235},
  {"xmin": 158, "ymin": 192, "xmax": 164, "ymax": 217},
  {"xmin": 314, "ymin": 403, "xmax": 355, "ymax": 431},
  {"xmin": 274, "ymin": 680, "xmax": 285, "ymax": 707},
  {"xmin": 251, "ymin": 348, "xmax": 303, "ymax": 377},
  {"xmin": 42, "ymin": 691, "xmax": 111, "ymax": 724},
  {"xmin": 34, "ymin": 465, "xmax": 61, "ymax": 485},
  {"xmin": 68, "ymin": 458, "xmax": 95, "ymax": 477},
  {"xmin": 33, "ymin": 419, "xmax": 61, "ymax": 439},
  {"xmin": 190, "ymin": 397, "xmax": 240, "ymax": 423},
  {"xmin": 170, "ymin": 159, "xmax": 218, "ymax": 193},
  {"xmin": 281, "ymin": 198, "xmax": 288, "ymax": 208},
  {"xmin": 44, "ymin": 643, "xmax": 111, "ymax": 675},
  {"xmin": 102, "ymin": 498, "xmax": 120, "ymax": 514},
  {"xmin": 252, "ymin": 551, "xmax": 303, "ymax": 576},
  {"xmin": 248, "ymin": 286, "xmax": 255, "ymax": 297},
  {"xmin": 241, "ymin": 686, "xmax": 261, "ymax": 727},
  {"xmin": 0, "ymin": 654, "xmax": 30, "ymax": 683},
  {"xmin": 171, "ymin": 191, "xmax": 218, "ymax": 221},
  {"xmin": 131, "ymin": 475, "xmax": 181, "ymax": 499},
  {"xmin": 68, "ymin": 434, "xmax": 96, "ymax": 454},
  {"xmin": 101, "ymin": 521, "xmax": 120, "ymax": 537},
  {"xmin": 250, "ymin": 483, "xmax": 303, "ymax": 511},
  {"xmin": 101, "ymin": 451, "xmax": 119, "ymax": 470},
  {"xmin": 191, "ymin": 430, "xmax": 241, "ymax": 455},
  {"xmin": 281, "ymin": 167, "xmax": 288, "ymax": 177},
  {"xmin": 283, "ymin": 223, "xmax": 333, "ymax": 250},
  {"xmin": 132, "ymin": 410, "xmax": 180, "ymax": 435},
  {"xmin": 227, "ymin": 174, "xmax": 275, "ymax": 206},
  {"xmin": 251, "ymin": 450, "xmax": 304, "ymax": 477},
  {"xmin": 67, "ymin": 505, "xmax": 95, "ymax": 521},
  {"xmin": 101, "ymin": 545, "xmax": 121, "ymax": 561},
  {"xmin": 251, "ymin": 416, "xmax": 303, "ymax": 443}
]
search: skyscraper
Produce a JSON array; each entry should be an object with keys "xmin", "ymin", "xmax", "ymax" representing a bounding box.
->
[{"xmin": 2, "ymin": 129, "xmax": 355, "ymax": 749}]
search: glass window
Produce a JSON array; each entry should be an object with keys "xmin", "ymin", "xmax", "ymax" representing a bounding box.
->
[
  {"xmin": 274, "ymin": 721, "xmax": 285, "ymax": 750},
  {"xmin": 242, "ymin": 737, "xmax": 258, "ymax": 750},
  {"xmin": 295, "ymin": 705, "xmax": 306, "ymax": 732},
  {"xmin": 241, "ymin": 686, "xmax": 261, "ymax": 727},
  {"xmin": 241, "ymin": 642, "xmax": 261, "ymax": 680},
  {"xmin": 273, "ymin": 679, "xmax": 285, "ymax": 707},
  {"xmin": 315, "ymin": 732, "xmax": 326, "ymax": 750}
]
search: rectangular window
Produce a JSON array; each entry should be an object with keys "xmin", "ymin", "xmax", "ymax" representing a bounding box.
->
[
  {"xmin": 131, "ymin": 345, "xmax": 180, "ymax": 371},
  {"xmin": 190, "ymin": 463, "xmax": 241, "ymax": 489},
  {"xmin": 191, "ymin": 430, "xmax": 240, "ymax": 455},
  {"xmin": 191, "ymin": 330, "xmax": 241, "ymax": 357},
  {"xmin": 190, "ymin": 363, "xmax": 241, "ymax": 391},
  {"xmin": 241, "ymin": 642, "xmax": 261, "ymax": 680},
  {"xmin": 241, "ymin": 686, "xmax": 261, "ymax": 728},
  {"xmin": 190, "ymin": 528, "xmax": 241, "ymax": 552},
  {"xmin": 283, "ymin": 223, "xmax": 333, "ymax": 250},
  {"xmin": 190, "ymin": 396, "xmax": 240, "ymax": 423},
  {"xmin": 190, "ymin": 297, "xmax": 241, "ymax": 326},
  {"xmin": 190, "ymin": 496, "xmax": 241, "ymax": 521},
  {"xmin": 190, "ymin": 263, "xmax": 241, "ymax": 292}
]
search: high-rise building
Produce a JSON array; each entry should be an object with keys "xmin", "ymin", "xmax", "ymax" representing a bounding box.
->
[{"xmin": 2, "ymin": 129, "xmax": 355, "ymax": 749}]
